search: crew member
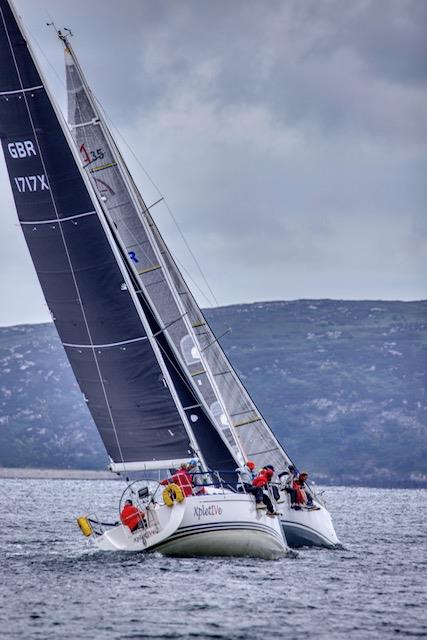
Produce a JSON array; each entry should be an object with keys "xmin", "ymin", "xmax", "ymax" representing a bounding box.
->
[
  {"xmin": 236, "ymin": 460, "xmax": 256, "ymax": 492},
  {"xmin": 161, "ymin": 462, "xmax": 194, "ymax": 497},
  {"xmin": 120, "ymin": 499, "xmax": 145, "ymax": 532},
  {"xmin": 252, "ymin": 466, "xmax": 278, "ymax": 516},
  {"xmin": 188, "ymin": 459, "xmax": 207, "ymax": 495},
  {"xmin": 278, "ymin": 465, "xmax": 298, "ymax": 507},
  {"xmin": 293, "ymin": 471, "xmax": 319, "ymax": 510}
]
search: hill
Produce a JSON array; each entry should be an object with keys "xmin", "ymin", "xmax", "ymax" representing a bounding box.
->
[{"xmin": 0, "ymin": 300, "xmax": 426, "ymax": 486}]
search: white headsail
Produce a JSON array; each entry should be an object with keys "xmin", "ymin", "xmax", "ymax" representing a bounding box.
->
[{"xmin": 63, "ymin": 36, "xmax": 292, "ymax": 473}]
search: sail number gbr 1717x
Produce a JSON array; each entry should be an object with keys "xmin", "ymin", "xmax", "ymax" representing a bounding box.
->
[{"xmin": 6, "ymin": 138, "xmax": 49, "ymax": 193}]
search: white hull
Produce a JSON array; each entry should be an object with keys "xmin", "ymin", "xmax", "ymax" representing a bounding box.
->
[
  {"xmin": 279, "ymin": 503, "xmax": 340, "ymax": 548},
  {"xmin": 92, "ymin": 493, "xmax": 287, "ymax": 559}
]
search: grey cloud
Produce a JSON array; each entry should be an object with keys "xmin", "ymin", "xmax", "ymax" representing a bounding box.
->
[{"xmin": 0, "ymin": 0, "xmax": 425, "ymax": 325}]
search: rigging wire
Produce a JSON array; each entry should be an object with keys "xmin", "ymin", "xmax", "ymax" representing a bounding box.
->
[{"xmin": 95, "ymin": 97, "xmax": 221, "ymax": 308}]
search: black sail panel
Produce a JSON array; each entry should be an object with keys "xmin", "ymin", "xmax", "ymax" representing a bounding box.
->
[
  {"xmin": 64, "ymin": 341, "xmax": 190, "ymax": 462},
  {"xmin": 0, "ymin": 1, "xmax": 40, "ymax": 91},
  {"xmin": 108, "ymin": 228, "xmax": 239, "ymax": 479},
  {"xmin": 21, "ymin": 214, "xmax": 145, "ymax": 345},
  {"xmin": 0, "ymin": 0, "xmax": 191, "ymax": 465}
]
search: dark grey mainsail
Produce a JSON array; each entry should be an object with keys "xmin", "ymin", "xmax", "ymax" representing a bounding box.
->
[
  {"xmin": 0, "ymin": 0, "xmax": 194, "ymax": 469},
  {"xmin": 0, "ymin": 0, "xmax": 240, "ymax": 478},
  {"xmin": 63, "ymin": 35, "xmax": 292, "ymax": 473}
]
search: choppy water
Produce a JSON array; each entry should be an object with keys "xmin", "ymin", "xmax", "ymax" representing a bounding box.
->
[{"xmin": 0, "ymin": 480, "xmax": 425, "ymax": 639}]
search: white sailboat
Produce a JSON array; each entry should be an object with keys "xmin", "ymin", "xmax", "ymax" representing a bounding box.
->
[
  {"xmin": 1, "ymin": 0, "xmax": 339, "ymax": 553},
  {"xmin": 81, "ymin": 477, "xmax": 287, "ymax": 558},
  {"xmin": 0, "ymin": 0, "xmax": 287, "ymax": 559},
  {"xmin": 61, "ymin": 28, "xmax": 340, "ymax": 549}
]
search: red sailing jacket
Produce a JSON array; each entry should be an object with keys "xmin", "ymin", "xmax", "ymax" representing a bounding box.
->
[
  {"xmin": 161, "ymin": 468, "xmax": 193, "ymax": 496},
  {"xmin": 120, "ymin": 504, "xmax": 144, "ymax": 531},
  {"xmin": 292, "ymin": 481, "xmax": 308, "ymax": 504},
  {"xmin": 252, "ymin": 469, "xmax": 273, "ymax": 488}
]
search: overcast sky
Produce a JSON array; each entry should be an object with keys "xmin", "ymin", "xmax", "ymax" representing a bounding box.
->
[{"xmin": 1, "ymin": 0, "xmax": 426, "ymax": 326}]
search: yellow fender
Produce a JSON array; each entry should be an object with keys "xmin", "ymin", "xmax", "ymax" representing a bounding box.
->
[
  {"xmin": 162, "ymin": 483, "xmax": 185, "ymax": 507},
  {"xmin": 76, "ymin": 516, "xmax": 92, "ymax": 537}
]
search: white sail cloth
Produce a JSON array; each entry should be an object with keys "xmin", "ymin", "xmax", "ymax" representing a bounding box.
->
[{"xmin": 65, "ymin": 44, "xmax": 291, "ymax": 474}]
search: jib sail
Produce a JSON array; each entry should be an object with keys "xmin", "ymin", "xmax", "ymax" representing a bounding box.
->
[{"xmin": 63, "ymin": 32, "xmax": 292, "ymax": 473}]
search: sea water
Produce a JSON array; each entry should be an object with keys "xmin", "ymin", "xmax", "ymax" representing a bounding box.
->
[{"xmin": 0, "ymin": 480, "xmax": 425, "ymax": 639}]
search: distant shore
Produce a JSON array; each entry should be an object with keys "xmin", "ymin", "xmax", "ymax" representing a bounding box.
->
[
  {"xmin": 0, "ymin": 467, "xmax": 425, "ymax": 488},
  {"xmin": 0, "ymin": 467, "xmax": 116, "ymax": 480}
]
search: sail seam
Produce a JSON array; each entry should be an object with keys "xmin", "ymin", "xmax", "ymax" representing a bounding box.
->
[
  {"xmin": 63, "ymin": 336, "xmax": 148, "ymax": 349},
  {"xmin": 246, "ymin": 447, "xmax": 279, "ymax": 457},
  {"xmin": 0, "ymin": 84, "xmax": 43, "ymax": 96},
  {"xmin": 20, "ymin": 210, "xmax": 96, "ymax": 225}
]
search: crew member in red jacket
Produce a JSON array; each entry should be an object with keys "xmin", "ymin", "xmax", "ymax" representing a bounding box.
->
[
  {"xmin": 161, "ymin": 462, "xmax": 194, "ymax": 497},
  {"xmin": 120, "ymin": 499, "xmax": 145, "ymax": 532},
  {"xmin": 251, "ymin": 465, "xmax": 278, "ymax": 516},
  {"xmin": 292, "ymin": 471, "xmax": 319, "ymax": 509}
]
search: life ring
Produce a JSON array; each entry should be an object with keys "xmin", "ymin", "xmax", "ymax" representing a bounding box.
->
[{"xmin": 162, "ymin": 483, "xmax": 185, "ymax": 507}]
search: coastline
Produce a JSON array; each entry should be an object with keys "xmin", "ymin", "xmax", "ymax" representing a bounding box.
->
[
  {"xmin": 0, "ymin": 467, "xmax": 425, "ymax": 488},
  {"xmin": 0, "ymin": 467, "xmax": 117, "ymax": 480}
]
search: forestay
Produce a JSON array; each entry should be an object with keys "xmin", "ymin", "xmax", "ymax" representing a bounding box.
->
[{"xmin": 0, "ymin": 0, "xmax": 194, "ymax": 469}]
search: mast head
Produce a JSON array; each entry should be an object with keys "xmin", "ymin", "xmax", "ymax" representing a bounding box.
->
[{"xmin": 47, "ymin": 22, "xmax": 73, "ymax": 45}]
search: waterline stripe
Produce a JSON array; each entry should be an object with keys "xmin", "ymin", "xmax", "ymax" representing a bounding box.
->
[
  {"xmin": 152, "ymin": 522, "xmax": 284, "ymax": 550},
  {"xmin": 280, "ymin": 520, "xmax": 336, "ymax": 547}
]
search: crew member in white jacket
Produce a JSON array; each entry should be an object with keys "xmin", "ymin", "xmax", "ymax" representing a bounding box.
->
[{"xmin": 235, "ymin": 460, "xmax": 256, "ymax": 492}]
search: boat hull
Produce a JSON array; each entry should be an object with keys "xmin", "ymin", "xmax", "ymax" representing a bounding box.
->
[
  {"xmin": 153, "ymin": 525, "xmax": 284, "ymax": 558},
  {"xmin": 279, "ymin": 503, "xmax": 340, "ymax": 548},
  {"xmin": 92, "ymin": 493, "xmax": 287, "ymax": 559}
]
